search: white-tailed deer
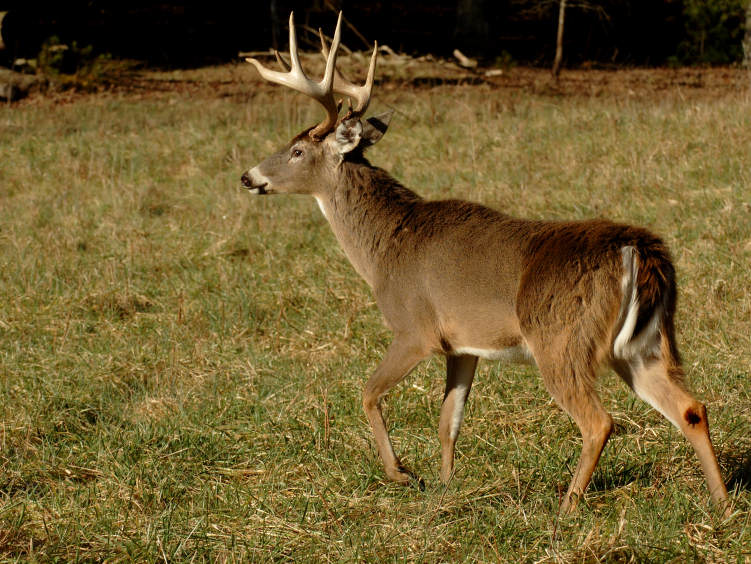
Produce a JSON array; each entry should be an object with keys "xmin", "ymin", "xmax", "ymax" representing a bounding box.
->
[{"xmin": 242, "ymin": 12, "xmax": 729, "ymax": 513}]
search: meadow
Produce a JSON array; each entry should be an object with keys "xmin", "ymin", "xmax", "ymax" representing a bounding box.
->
[{"xmin": 1, "ymin": 64, "xmax": 750, "ymax": 561}]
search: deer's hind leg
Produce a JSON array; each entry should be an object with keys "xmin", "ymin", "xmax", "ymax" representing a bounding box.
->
[
  {"xmin": 528, "ymin": 345, "xmax": 614, "ymax": 513},
  {"xmin": 548, "ymin": 368, "xmax": 613, "ymax": 513},
  {"xmin": 612, "ymin": 355, "xmax": 729, "ymax": 511}
]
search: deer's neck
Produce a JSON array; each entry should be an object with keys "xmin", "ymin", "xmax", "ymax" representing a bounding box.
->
[{"xmin": 317, "ymin": 160, "xmax": 423, "ymax": 288}]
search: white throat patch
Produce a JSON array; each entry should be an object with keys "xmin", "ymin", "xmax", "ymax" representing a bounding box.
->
[{"xmin": 314, "ymin": 196, "xmax": 329, "ymax": 220}]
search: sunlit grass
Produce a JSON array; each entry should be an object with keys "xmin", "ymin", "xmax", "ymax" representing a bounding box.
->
[{"xmin": 1, "ymin": 69, "xmax": 750, "ymax": 561}]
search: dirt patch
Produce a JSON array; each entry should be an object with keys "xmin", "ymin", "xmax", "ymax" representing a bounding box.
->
[
  {"xmin": 9, "ymin": 54, "xmax": 751, "ymax": 106},
  {"xmin": 130, "ymin": 60, "xmax": 751, "ymax": 101},
  {"xmin": 513, "ymin": 66, "xmax": 751, "ymax": 99}
]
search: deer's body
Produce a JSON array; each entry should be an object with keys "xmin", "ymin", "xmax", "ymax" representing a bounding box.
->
[
  {"xmin": 321, "ymin": 160, "xmax": 656, "ymax": 363},
  {"xmin": 242, "ymin": 12, "xmax": 729, "ymax": 513}
]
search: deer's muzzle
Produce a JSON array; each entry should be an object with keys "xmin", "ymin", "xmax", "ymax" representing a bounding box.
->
[{"xmin": 241, "ymin": 171, "xmax": 269, "ymax": 194}]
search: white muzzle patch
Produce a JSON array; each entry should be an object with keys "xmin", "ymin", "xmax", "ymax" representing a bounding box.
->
[{"xmin": 243, "ymin": 167, "xmax": 273, "ymax": 194}]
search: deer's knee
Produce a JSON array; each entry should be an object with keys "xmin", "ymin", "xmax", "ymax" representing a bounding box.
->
[{"xmin": 362, "ymin": 388, "xmax": 380, "ymax": 414}]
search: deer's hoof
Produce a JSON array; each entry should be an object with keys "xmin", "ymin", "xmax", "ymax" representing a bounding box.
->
[{"xmin": 387, "ymin": 464, "xmax": 424, "ymax": 490}]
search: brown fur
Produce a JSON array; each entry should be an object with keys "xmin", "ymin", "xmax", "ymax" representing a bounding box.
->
[{"xmin": 244, "ymin": 121, "xmax": 729, "ymax": 514}]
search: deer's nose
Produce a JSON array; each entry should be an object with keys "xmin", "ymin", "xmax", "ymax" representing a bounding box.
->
[{"xmin": 242, "ymin": 168, "xmax": 270, "ymax": 194}]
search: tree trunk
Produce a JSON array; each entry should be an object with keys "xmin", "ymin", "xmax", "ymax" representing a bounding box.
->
[
  {"xmin": 455, "ymin": 0, "xmax": 490, "ymax": 56},
  {"xmin": 744, "ymin": 0, "xmax": 751, "ymax": 68},
  {"xmin": 0, "ymin": 11, "xmax": 6, "ymax": 51},
  {"xmin": 552, "ymin": 0, "xmax": 566, "ymax": 81}
]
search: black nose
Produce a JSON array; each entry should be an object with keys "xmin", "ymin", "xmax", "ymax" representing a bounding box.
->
[{"xmin": 241, "ymin": 172, "xmax": 252, "ymax": 188}]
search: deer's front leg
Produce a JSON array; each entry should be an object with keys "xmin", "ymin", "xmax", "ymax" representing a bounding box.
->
[
  {"xmin": 363, "ymin": 337, "xmax": 429, "ymax": 484},
  {"xmin": 439, "ymin": 354, "xmax": 478, "ymax": 483}
]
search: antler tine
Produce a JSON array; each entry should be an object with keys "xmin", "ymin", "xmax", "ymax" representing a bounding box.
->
[
  {"xmin": 246, "ymin": 12, "xmax": 343, "ymax": 139},
  {"xmin": 359, "ymin": 42, "xmax": 378, "ymax": 114},
  {"xmin": 319, "ymin": 29, "xmax": 378, "ymax": 115},
  {"xmin": 274, "ymin": 50, "xmax": 291, "ymax": 72}
]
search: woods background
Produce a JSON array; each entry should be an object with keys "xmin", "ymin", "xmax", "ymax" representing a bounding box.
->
[{"xmin": 1, "ymin": 0, "xmax": 750, "ymax": 68}]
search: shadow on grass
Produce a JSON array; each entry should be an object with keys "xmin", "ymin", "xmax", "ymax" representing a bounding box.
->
[
  {"xmin": 588, "ymin": 449, "xmax": 751, "ymax": 496},
  {"xmin": 723, "ymin": 448, "xmax": 751, "ymax": 493},
  {"xmin": 589, "ymin": 461, "xmax": 655, "ymax": 493}
]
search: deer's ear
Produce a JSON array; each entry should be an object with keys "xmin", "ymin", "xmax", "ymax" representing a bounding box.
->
[
  {"xmin": 333, "ymin": 111, "xmax": 394, "ymax": 155},
  {"xmin": 360, "ymin": 110, "xmax": 393, "ymax": 148},
  {"xmin": 333, "ymin": 118, "xmax": 363, "ymax": 155}
]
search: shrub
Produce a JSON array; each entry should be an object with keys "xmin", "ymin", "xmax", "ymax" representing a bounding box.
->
[
  {"xmin": 678, "ymin": 0, "xmax": 747, "ymax": 64},
  {"xmin": 37, "ymin": 35, "xmax": 129, "ymax": 90}
]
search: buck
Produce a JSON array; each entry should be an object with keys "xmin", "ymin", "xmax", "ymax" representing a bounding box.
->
[{"xmin": 241, "ymin": 13, "xmax": 729, "ymax": 513}]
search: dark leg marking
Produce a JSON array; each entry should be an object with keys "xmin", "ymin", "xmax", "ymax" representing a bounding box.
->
[{"xmin": 684, "ymin": 407, "xmax": 702, "ymax": 426}]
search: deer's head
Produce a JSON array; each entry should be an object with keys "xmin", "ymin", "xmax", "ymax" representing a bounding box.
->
[{"xmin": 241, "ymin": 12, "xmax": 390, "ymax": 197}]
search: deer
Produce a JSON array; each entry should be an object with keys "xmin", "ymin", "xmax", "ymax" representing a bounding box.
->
[{"xmin": 241, "ymin": 12, "xmax": 729, "ymax": 514}]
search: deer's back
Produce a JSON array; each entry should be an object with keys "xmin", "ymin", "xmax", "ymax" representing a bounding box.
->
[{"xmin": 373, "ymin": 198, "xmax": 673, "ymax": 358}]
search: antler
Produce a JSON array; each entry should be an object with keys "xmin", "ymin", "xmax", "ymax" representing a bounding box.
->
[
  {"xmin": 319, "ymin": 29, "xmax": 378, "ymax": 116},
  {"xmin": 246, "ymin": 12, "xmax": 343, "ymax": 139}
]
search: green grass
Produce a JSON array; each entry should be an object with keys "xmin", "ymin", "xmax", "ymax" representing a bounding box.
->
[{"xmin": 1, "ymin": 68, "xmax": 750, "ymax": 561}]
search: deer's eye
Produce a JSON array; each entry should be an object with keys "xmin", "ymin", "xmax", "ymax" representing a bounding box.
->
[{"xmin": 291, "ymin": 148, "xmax": 303, "ymax": 158}]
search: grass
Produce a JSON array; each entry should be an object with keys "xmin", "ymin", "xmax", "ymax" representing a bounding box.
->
[{"xmin": 1, "ymin": 65, "xmax": 751, "ymax": 561}]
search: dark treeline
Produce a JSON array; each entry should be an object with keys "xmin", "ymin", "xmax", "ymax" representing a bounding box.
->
[{"xmin": 0, "ymin": 0, "xmax": 746, "ymax": 67}]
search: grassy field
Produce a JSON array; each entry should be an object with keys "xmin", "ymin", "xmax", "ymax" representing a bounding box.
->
[{"xmin": 1, "ymin": 65, "xmax": 751, "ymax": 561}]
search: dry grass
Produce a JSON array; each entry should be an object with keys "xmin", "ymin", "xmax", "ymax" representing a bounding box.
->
[{"xmin": 1, "ymin": 64, "xmax": 750, "ymax": 562}]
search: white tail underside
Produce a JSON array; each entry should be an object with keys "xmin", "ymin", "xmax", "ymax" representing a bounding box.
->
[{"xmin": 613, "ymin": 246, "xmax": 662, "ymax": 362}]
